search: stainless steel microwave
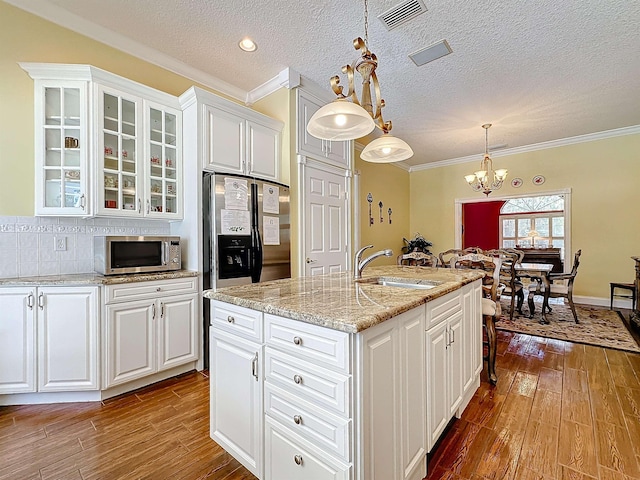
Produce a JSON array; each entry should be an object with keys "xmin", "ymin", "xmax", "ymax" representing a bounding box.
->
[{"xmin": 94, "ymin": 236, "xmax": 181, "ymax": 275}]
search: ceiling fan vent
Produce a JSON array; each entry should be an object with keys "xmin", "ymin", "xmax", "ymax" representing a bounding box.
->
[
  {"xmin": 378, "ymin": 0, "xmax": 427, "ymax": 30},
  {"xmin": 409, "ymin": 39, "xmax": 453, "ymax": 66}
]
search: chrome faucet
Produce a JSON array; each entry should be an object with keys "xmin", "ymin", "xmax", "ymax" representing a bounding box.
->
[{"xmin": 354, "ymin": 245, "xmax": 393, "ymax": 280}]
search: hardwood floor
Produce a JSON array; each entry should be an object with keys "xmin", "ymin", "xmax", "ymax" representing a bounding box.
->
[{"xmin": 1, "ymin": 330, "xmax": 639, "ymax": 480}]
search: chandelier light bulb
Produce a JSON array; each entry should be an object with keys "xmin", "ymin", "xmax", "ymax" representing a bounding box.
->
[
  {"xmin": 238, "ymin": 37, "xmax": 257, "ymax": 52},
  {"xmin": 334, "ymin": 114, "xmax": 347, "ymax": 126},
  {"xmin": 382, "ymin": 147, "xmax": 392, "ymax": 155}
]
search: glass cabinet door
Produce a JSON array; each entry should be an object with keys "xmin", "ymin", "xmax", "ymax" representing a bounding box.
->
[
  {"xmin": 39, "ymin": 84, "xmax": 87, "ymax": 214},
  {"xmin": 101, "ymin": 89, "xmax": 140, "ymax": 214},
  {"xmin": 146, "ymin": 103, "xmax": 181, "ymax": 217}
]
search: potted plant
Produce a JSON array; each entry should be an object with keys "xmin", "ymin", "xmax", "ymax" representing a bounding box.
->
[{"xmin": 402, "ymin": 233, "xmax": 433, "ymax": 254}]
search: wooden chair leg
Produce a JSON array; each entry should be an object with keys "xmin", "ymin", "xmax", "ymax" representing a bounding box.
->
[
  {"xmin": 568, "ymin": 294, "xmax": 578, "ymax": 323},
  {"xmin": 516, "ymin": 289, "xmax": 524, "ymax": 315},
  {"xmin": 484, "ymin": 314, "xmax": 497, "ymax": 385}
]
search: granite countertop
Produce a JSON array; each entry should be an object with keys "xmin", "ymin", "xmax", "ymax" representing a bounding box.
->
[
  {"xmin": 204, "ymin": 265, "xmax": 484, "ymax": 333},
  {"xmin": 0, "ymin": 270, "xmax": 200, "ymax": 286}
]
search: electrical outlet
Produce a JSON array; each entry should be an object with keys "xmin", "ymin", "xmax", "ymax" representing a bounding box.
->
[{"xmin": 54, "ymin": 236, "xmax": 67, "ymax": 252}]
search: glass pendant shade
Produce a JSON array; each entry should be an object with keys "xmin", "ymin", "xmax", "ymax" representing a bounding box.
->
[
  {"xmin": 306, "ymin": 99, "xmax": 376, "ymax": 141},
  {"xmin": 360, "ymin": 133, "xmax": 414, "ymax": 163}
]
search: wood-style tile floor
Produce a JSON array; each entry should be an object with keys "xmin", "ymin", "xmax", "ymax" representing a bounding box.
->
[{"xmin": 1, "ymin": 330, "xmax": 639, "ymax": 480}]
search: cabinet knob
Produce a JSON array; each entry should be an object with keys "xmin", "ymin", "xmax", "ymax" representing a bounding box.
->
[
  {"xmin": 293, "ymin": 374, "xmax": 302, "ymax": 385},
  {"xmin": 293, "ymin": 336, "xmax": 302, "ymax": 346},
  {"xmin": 156, "ymin": 287, "xmax": 161, "ymax": 292},
  {"xmin": 227, "ymin": 316, "xmax": 235, "ymax": 323},
  {"xmin": 293, "ymin": 415, "xmax": 302, "ymax": 425},
  {"xmin": 294, "ymin": 455, "xmax": 303, "ymax": 466}
]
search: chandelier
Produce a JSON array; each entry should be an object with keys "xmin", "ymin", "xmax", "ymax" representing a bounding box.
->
[
  {"xmin": 464, "ymin": 123, "xmax": 508, "ymax": 196},
  {"xmin": 306, "ymin": 0, "xmax": 413, "ymax": 163}
]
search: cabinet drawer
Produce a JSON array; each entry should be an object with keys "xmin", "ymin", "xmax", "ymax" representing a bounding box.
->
[
  {"xmin": 265, "ymin": 347, "xmax": 350, "ymax": 417},
  {"xmin": 265, "ymin": 314, "xmax": 350, "ymax": 374},
  {"xmin": 105, "ymin": 278, "xmax": 197, "ymax": 304},
  {"xmin": 265, "ymin": 416, "xmax": 351, "ymax": 480},
  {"xmin": 265, "ymin": 383, "xmax": 351, "ymax": 462},
  {"xmin": 426, "ymin": 290, "xmax": 462, "ymax": 330},
  {"xmin": 212, "ymin": 301, "xmax": 263, "ymax": 343}
]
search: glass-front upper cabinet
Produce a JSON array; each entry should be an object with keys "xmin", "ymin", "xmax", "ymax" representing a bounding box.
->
[
  {"xmin": 34, "ymin": 81, "xmax": 89, "ymax": 216},
  {"xmin": 98, "ymin": 86, "xmax": 142, "ymax": 217},
  {"xmin": 145, "ymin": 101, "xmax": 182, "ymax": 219}
]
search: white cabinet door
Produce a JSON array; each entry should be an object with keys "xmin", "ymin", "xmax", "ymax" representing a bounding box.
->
[
  {"xmin": 462, "ymin": 281, "xmax": 482, "ymax": 393},
  {"xmin": 247, "ymin": 120, "xmax": 280, "ymax": 181},
  {"xmin": 0, "ymin": 288, "xmax": 36, "ymax": 394},
  {"xmin": 157, "ymin": 293, "xmax": 198, "ymax": 371},
  {"xmin": 447, "ymin": 310, "xmax": 464, "ymax": 417},
  {"xmin": 265, "ymin": 417, "xmax": 351, "ymax": 480},
  {"xmin": 104, "ymin": 299, "xmax": 155, "ymax": 388},
  {"xmin": 144, "ymin": 100, "xmax": 183, "ymax": 219},
  {"xmin": 360, "ymin": 306, "xmax": 427, "ymax": 480},
  {"xmin": 96, "ymin": 84, "xmax": 143, "ymax": 217},
  {"xmin": 37, "ymin": 286, "xmax": 99, "ymax": 392},
  {"xmin": 204, "ymin": 105, "xmax": 245, "ymax": 174},
  {"xmin": 398, "ymin": 308, "xmax": 427, "ymax": 480},
  {"xmin": 296, "ymin": 90, "xmax": 351, "ymax": 168},
  {"xmin": 210, "ymin": 327, "xmax": 262, "ymax": 478},
  {"xmin": 33, "ymin": 80, "xmax": 89, "ymax": 216},
  {"xmin": 426, "ymin": 320, "xmax": 448, "ymax": 450}
]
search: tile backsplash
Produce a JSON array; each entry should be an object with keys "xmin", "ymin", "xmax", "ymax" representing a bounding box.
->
[{"xmin": 0, "ymin": 216, "xmax": 171, "ymax": 278}]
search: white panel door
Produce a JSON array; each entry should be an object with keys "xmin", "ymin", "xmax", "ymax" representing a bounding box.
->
[
  {"xmin": 157, "ymin": 293, "xmax": 198, "ymax": 371},
  {"xmin": 0, "ymin": 287, "xmax": 36, "ymax": 394},
  {"xmin": 304, "ymin": 164, "xmax": 348, "ymax": 276},
  {"xmin": 38, "ymin": 286, "xmax": 99, "ymax": 391},
  {"xmin": 104, "ymin": 299, "xmax": 155, "ymax": 388}
]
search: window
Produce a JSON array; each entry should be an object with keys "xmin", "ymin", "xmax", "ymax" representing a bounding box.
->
[{"xmin": 500, "ymin": 195, "xmax": 565, "ymax": 258}]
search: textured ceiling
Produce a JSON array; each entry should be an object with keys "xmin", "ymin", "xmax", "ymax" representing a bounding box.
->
[{"xmin": 10, "ymin": 0, "xmax": 640, "ymax": 168}]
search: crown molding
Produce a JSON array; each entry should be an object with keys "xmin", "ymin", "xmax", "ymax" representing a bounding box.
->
[
  {"xmin": 6, "ymin": 0, "xmax": 247, "ymax": 101},
  {"xmin": 410, "ymin": 124, "xmax": 640, "ymax": 172},
  {"xmin": 245, "ymin": 68, "xmax": 300, "ymax": 106}
]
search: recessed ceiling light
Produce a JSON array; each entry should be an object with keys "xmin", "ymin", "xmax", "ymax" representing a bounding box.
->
[{"xmin": 238, "ymin": 37, "xmax": 257, "ymax": 52}]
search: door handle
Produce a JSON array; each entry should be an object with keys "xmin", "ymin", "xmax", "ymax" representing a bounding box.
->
[
  {"xmin": 251, "ymin": 352, "xmax": 258, "ymax": 381},
  {"xmin": 305, "ymin": 257, "xmax": 316, "ymax": 264}
]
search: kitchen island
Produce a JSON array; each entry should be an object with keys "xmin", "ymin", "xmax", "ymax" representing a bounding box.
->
[{"xmin": 204, "ymin": 265, "xmax": 484, "ymax": 480}]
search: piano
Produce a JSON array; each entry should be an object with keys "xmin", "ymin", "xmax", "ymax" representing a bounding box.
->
[{"xmin": 517, "ymin": 247, "xmax": 564, "ymax": 273}]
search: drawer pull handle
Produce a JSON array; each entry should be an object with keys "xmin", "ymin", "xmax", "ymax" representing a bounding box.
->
[
  {"xmin": 293, "ymin": 415, "xmax": 302, "ymax": 425},
  {"xmin": 227, "ymin": 316, "xmax": 235, "ymax": 323},
  {"xmin": 293, "ymin": 374, "xmax": 302, "ymax": 385},
  {"xmin": 293, "ymin": 336, "xmax": 302, "ymax": 346},
  {"xmin": 294, "ymin": 454, "xmax": 303, "ymax": 466}
]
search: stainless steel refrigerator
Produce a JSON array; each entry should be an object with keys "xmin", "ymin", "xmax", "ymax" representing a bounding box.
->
[{"xmin": 202, "ymin": 172, "xmax": 291, "ymax": 363}]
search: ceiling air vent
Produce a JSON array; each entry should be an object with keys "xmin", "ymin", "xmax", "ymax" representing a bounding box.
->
[
  {"xmin": 378, "ymin": 0, "xmax": 427, "ymax": 31},
  {"xmin": 409, "ymin": 39, "xmax": 453, "ymax": 66}
]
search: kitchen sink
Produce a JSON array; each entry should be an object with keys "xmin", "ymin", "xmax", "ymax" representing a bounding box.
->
[{"xmin": 376, "ymin": 278, "xmax": 439, "ymax": 289}]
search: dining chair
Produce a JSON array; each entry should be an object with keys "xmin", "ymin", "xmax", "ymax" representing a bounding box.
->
[
  {"xmin": 531, "ymin": 249, "xmax": 582, "ymax": 323},
  {"xmin": 438, "ymin": 247, "xmax": 483, "ymax": 268},
  {"xmin": 396, "ymin": 251, "xmax": 439, "ymax": 267},
  {"xmin": 485, "ymin": 249, "xmax": 525, "ymax": 320},
  {"xmin": 450, "ymin": 252, "xmax": 502, "ymax": 384}
]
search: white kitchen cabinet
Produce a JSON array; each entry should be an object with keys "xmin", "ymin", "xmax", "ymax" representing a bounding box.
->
[
  {"xmin": 210, "ymin": 326, "xmax": 263, "ymax": 478},
  {"xmin": 182, "ymin": 87, "xmax": 283, "ymax": 182},
  {"xmin": 103, "ymin": 279, "xmax": 198, "ymax": 388},
  {"xmin": 265, "ymin": 417, "xmax": 351, "ymax": 480},
  {"xmin": 296, "ymin": 89, "xmax": 351, "ymax": 168},
  {"xmin": 425, "ymin": 281, "xmax": 481, "ymax": 451},
  {"xmin": 21, "ymin": 63, "xmax": 183, "ymax": 220},
  {"xmin": 0, "ymin": 287, "xmax": 36, "ymax": 393},
  {"xmin": 0, "ymin": 286, "xmax": 99, "ymax": 394},
  {"xmin": 32, "ymin": 80, "xmax": 89, "ymax": 216},
  {"xmin": 359, "ymin": 305, "xmax": 427, "ymax": 480}
]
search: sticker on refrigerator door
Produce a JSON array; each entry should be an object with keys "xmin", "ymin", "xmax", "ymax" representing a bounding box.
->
[
  {"xmin": 263, "ymin": 184, "xmax": 279, "ymax": 214},
  {"xmin": 221, "ymin": 209, "xmax": 250, "ymax": 234},
  {"xmin": 224, "ymin": 178, "xmax": 248, "ymax": 210},
  {"xmin": 263, "ymin": 216, "xmax": 280, "ymax": 245}
]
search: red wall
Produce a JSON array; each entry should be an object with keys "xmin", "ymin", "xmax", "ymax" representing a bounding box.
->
[{"xmin": 462, "ymin": 201, "xmax": 505, "ymax": 250}]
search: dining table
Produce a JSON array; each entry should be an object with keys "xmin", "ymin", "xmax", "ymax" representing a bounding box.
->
[{"xmin": 515, "ymin": 262, "xmax": 554, "ymax": 324}]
